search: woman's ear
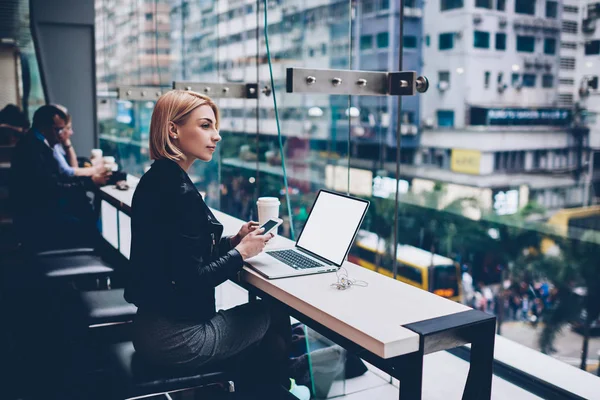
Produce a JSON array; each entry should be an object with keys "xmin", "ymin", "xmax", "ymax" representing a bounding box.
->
[{"xmin": 169, "ymin": 122, "xmax": 178, "ymax": 139}]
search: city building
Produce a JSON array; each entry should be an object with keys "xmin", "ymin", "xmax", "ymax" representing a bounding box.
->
[
  {"xmin": 167, "ymin": 0, "xmax": 424, "ymax": 200},
  {"xmin": 419, "ymin": 0, "xmax": 587, "ymax": 215},
  {"xmin": 576, "ymin": 1, "xmax": 600, "ymax": 205},
  {"xmin": 95, "ymin": 0, "xmax": 171, "ymax": 90}
]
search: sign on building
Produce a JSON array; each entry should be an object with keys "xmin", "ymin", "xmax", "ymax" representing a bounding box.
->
[
  {"xmin": 470, "ymin": 107, "xmax": 571, "ymax": 126},
  {"xmin": 451, "ymin": 149, "xmax": 481, "ymax": 175}
]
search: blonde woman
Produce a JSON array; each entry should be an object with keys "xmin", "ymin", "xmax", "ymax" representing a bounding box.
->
[
  {"xmin": 51, "ymin": 104, "xmax": 109, "ymax": 180},
  {"xmin": 125, "ymin": 90, "xmax": 309, "ymax": 399}
]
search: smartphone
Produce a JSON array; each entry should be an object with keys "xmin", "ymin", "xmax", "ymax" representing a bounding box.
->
[{"xmin": 260, "ymin": 218, "xmax": 283, "ymax": 235}]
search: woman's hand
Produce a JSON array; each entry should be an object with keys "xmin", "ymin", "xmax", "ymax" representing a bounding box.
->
[
  {"xmin": 235, "ymin": 228, "xmax": 273, "ymax": 260},
  {"xmin": 231, "ymin": 221, "xmax": 260, "ymax": 247}
]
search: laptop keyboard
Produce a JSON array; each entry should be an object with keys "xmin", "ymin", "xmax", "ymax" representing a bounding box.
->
[{"xmin": 266, "ymin": 250, "xmax": 324, "ymax": 270}]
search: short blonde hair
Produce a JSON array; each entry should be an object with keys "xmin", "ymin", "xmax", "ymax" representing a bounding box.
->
[
  {"xmin": 52, "ymin": 104, "xmax": 72, "ymax": 123},
  {"xmin": 149, "ymin": 90, "xmax": 220, "ymax": 161}
]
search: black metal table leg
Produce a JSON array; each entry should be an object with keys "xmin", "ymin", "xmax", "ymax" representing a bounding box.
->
[
  {"xmin": 238, "ymin": 279, "xmax": 496, "ymax": 400},
  {"xmin": 392, "ymin": 350, "xmax": 424, "ymax": 400},
  {"xmin": 462, "ymin": 318, "xmax": 495, "ymax": 400}
]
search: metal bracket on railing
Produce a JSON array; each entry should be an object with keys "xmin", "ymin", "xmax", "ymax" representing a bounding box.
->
[
  {"xmin": 173, "ymin": 82, "xmax": 259, "ymax": 99},
  {"xmin": 117, "ymin": 86, "xmax": 165, "ymax": 101},
  {"xmin": 286, "ymin": 68, "xmax": 429, "ymax": 96}
]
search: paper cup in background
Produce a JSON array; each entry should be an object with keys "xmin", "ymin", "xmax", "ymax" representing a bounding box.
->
[
  {"xmin": 90, "ymin": 149, "xmax": 103, "ymax": 167},
  {"xmin": 103, "ymin": 156, "xmax": 118, "ymax": 172}
]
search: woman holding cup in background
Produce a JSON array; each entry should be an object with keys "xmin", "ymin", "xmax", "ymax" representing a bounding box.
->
[{"xmin": 52, "ymin": 105, "xmax": 111, "ymax": 183}]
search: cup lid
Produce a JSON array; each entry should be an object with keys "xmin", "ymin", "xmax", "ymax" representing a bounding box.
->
[{"xmin": 257, "ymin": 197, "xmax": 280, "ymax": 204}]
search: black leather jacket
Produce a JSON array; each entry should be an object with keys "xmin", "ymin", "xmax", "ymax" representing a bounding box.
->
[{"xmin": 125, "ymin": 158, "xmax": 243, "ymax": 322}]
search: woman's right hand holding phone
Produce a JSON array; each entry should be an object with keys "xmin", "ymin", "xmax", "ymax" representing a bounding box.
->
[{"xmin": 235, "ymin": 228, "xmax": 274, "ymax": 260}]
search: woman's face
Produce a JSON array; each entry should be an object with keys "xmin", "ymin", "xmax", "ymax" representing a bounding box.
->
[
  {"xmin": 59, "ymin": 122, "xmax": 73, "ymax": 142},
  {"xmin": 173, "ymin": 105, "xmax": 221, "ymax": 162}
]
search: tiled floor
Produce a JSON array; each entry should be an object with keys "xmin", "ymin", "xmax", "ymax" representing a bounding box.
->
[{"xmin": 215, "ymin": 281, "xmax": 542, "ymax": 400}]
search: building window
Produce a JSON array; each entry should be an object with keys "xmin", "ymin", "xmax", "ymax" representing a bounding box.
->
[
  {"xmin": 561, "ymin": 41, "xmax": 577, "ymax": 50},
  {"xmin": 437, "ymin": 110, "xmax": 455, "ymax": 127},
  {"xmin": 476, "ymin": 0, "xmax": 492, "ymax": 9},
  {"xmin": 404, "ymin": 35, "xmax": 418, "ymax": 49},
  {"xmin": 474, "ymin": 31, "xmax": 490, "ymax": 49},
  {"xmin": 439, "ymin": 33, "xmax": 454, "ymax": 50},
  {"xmin": 426, "ymin": 35, "xmax": 430, "ymax": 47},
  {"xmin": 145, "ymin": 13, "xmax": 153, "ymax": 21},
  {"xmin": 377, "ymin": 32, "xmax": 389, "ymax": 48},
  {"xmin": 562, "ymin": 21, "xmax": 578, "ymax": 34},
  {"xmin": 546, "ymin": 1, "xmax": 558, "ymax": 18},
  {"xmin": 516, "ymin": 36, "xmax": 535, "ymax": 52},
  {"xmin": 544, "ymin": 38, "xmax": 556, "ymax": 55},
  {"xmin": 441, "ymin": 0, "xmax": 463, "ymax": 11},
  {"xmin": 402, "ymin": 111, "xmax": 415, "ymax": 124},
  {"xmin": 559, "ymin": 78, "xmax": 574, "ymax": 85},
  {"xmin": 585, "ymin": 40, "xmax": 600, "ymax": 55},
  {"xmin": 563, "ymin": 5, "xmax": 578, "ymax": 14},
  {"xmin": 497, "ymin": 0, "xmax": 506, "ymax": 11},
  {"xmin": 494, "ymin": 152, "xmax": 502, "ymax": 170},
  {"xmin": 560, "ymin": 57, "xmax": 576, "ymax": 70},
  {"xmin": 498, "ymin": 72, "xmax": 504, "ymax": 84},
  {"xmin": 511, "ymin": 73, "xmax": 520, "ymax": 86},
  {"xmin": 360, "ymin": 35, "xmax": 373, "ymax": 50},
  {"xmin": 522, "ymin": 74, "xmax": 536, "ymax": 87},
  {"xmin": 381, "ymin": 0, "xmax": 390, "ymax": 9},
  {"xmin": 559, "ymin": 93, "xmax": 574, "ymax": 105},
  {"xmin": 542, "ymin": 74, "xmax": 554, "ymax": 88},
  {"xmin": 495, "ymin": 33, "xmax": 506, "ymax": 50},
  {"xmin": 515, "ymin": 0, "xmax": 535, "ymax": 15},
  {"xmin": 439, "ymin": 71, "xmax": 450, "ymax": 84},
  {"xmin": 484, "ymin": 71, "xmax": 491, "ymax": 88},
  {"xmin": 362, "ymin": 0, "xmax": 375, "ymax": 13}
]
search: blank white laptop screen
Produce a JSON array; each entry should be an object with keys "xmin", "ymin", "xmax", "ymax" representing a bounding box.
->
[{"xmin": 296, "ymin": 191, "xmax": 369, "ymax": 266}]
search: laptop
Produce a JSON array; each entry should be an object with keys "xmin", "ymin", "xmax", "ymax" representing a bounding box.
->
[{"xmin": 246, "ymin": 189, "xmax": 370, "ymax": 279}]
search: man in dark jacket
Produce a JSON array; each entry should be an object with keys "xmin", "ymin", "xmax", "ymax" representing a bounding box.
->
[{"xmin": 9, "ymin": 105, "xmax": 107, "ymax": 252}]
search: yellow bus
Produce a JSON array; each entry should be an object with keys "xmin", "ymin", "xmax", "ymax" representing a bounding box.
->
[
  {"xmin": 348, "ymin": 230, "xmax": 463, "ymax": 302},
  {"xmin": 547, "ymin": 205, "xmax": 600, "ymax": 237},
  {"xmin": 541, "ymin": 205, "xmax": 600, "ymax": 253}
]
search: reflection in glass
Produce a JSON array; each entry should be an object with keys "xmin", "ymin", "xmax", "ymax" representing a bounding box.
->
[{"xmin": 94, "ymin": 0, "xmax": 600, "ymax": 378}]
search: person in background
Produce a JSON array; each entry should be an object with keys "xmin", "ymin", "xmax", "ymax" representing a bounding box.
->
[
  {"xmin": 461, "ymin": 264, "xmax": 474, "ymax": 307},
  {"xmin": 51, "ymin": 105, "xmax": 109, "ymax": 178},
  {"xmin": 481, "ymin": 283, "xmax": 494, "ymax": 314},
  {"xmin": 0, "ymin": 104, "xmax": 29, "ymax": 145},
  {"xmin": 9, "ymin": 105, "xmax": 107, "ymax": 252},
  {"xmin": 125, "ymin": 90, "xmax": 310, "ymax": 399}
]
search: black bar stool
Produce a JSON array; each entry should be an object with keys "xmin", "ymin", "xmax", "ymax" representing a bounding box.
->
[{"xmin": 105, "ymin": 341, "xmax": 235, "ymax": 399}]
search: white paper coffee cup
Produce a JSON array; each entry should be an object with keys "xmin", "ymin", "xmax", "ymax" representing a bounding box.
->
[
  {"xmin": 257, "ymin": 197, "xmax": 280, "ymax": 235},
  {"xmin": 91, "ymin": 149, "xmax": 103, "ymax": 158},
  {"xmin": 91, "ymin": 149, "xmax": 103, "ymax": 167}
]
